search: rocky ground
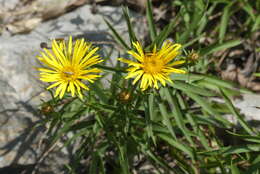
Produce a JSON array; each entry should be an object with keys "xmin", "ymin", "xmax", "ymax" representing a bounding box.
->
[{"xmin": 0, "ymin": 1, "xmax": 259, "ymax": 174}]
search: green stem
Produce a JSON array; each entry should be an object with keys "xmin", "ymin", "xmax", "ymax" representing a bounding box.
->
[{"xmin": 94, "ymin": 64, "xmax": 126, "ymax": 73}]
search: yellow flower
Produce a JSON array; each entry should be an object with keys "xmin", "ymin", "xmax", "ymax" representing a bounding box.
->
[
  {"xmin": 119, "ymin": 41, "xmax": 186, "ymax": 91},
  {"xmin": 37, "ymin": 36, "xmax": 103, "ymax": 99}
]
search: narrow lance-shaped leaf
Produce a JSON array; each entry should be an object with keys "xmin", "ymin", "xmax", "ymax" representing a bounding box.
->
[
  {"xmin": 220, "ymin": 88, "xmax": 255, "ymax": 135},
  {"xmin": 90, "ymin": 83, "xmax": 108, "ymax": 104},
  {"xmin": 226, "ymin": 131, "xmax": 260, "ymax": 144},
  {"xmin": 118, "ymin": 143, "xmax": 130, "ymax": 174},
  {"xmin": 199, "ymin": 144, "xmax": 260, "ymax": 156},
  {"xmin": 146, "ymin": 93, "xmax": 156, "ymax": 144},
  {"xmin": 159, "ymin": 103, "xmax": 177, "ymax": 139},
  {"xmin": 158, "ymin": 133, "xmax": 195, "ymax": 161},
  {"xmin": 162, "ymin": 88, "xmax": 195, "ymax": 146},
  {"xmin": 133, "ymin": 134, "xmax": 177, "ymax": 172},
  {"xmin": 200, "ymin": 39, "xmax": 241, "ymax": 56},
  {"xmin": 151, "ymin": 12, "xmax": 181, "ymax": 48},
  {"xmin": 185, "ymin": 91, "xmax": 232, "ymax": 127},
  {"xmin": 230, "ymin": 161, "xmax": 240, "ymax": 174},
  {"xmin": 252, "ymin": 15, "xmax": 260, "ymax": 32},
  {"xmin": 169, "ymin": 80, "xmax": 216, "ymax": 97}
]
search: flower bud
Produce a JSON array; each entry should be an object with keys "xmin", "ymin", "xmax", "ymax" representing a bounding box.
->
[{"xmin": 118, "ymin": 91, "xmax": 131, "ymax": 103}]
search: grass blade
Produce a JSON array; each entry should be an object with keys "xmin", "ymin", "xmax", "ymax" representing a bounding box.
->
[
  {"xmin": 122, "ymin": 7, "xmax": 138, "ymax": 45},
  {"xmin": 104, "ymin": 18, "xmax": 130, "ymax": 50},
  {"xmin": 146, "ymin": 0, "xmax": 157, "ymax": 41},
  {"xmin": 219, "ymin": 2, "xmax": 234, "ymax": 43}
]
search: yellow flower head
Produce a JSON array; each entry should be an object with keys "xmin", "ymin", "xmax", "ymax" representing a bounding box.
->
[
  {"xmin": 37, "ymin": 36, "xmax": 103, "ymax": 99},
  {"xmin": 119, "ymin": 41, "xmax": 186, "ymax": 91}
]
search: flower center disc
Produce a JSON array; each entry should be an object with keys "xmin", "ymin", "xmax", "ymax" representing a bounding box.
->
[
  {"xmin": 143, "ymin": 54, "xmax": 164, "ymax": 74},
  {"xmin": 61, "ymin": 66, "xmax": 78, "ymax": 81}
]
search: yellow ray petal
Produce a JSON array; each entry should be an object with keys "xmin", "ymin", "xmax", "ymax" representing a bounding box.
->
[
  {"xmin": 47, "ymin": 81, "xmax": 62, "ymax": 90},
  {"xmin": 167, "ymin": 60, "xmax": 186, "ymax": 67},
  {"xmin": 69, "ymin": 81, "xmax": 75, "ymax": 97},
  {"xmin": 68, "ymin": 36, "xmax": 73, "ymax": 58},
  {"xmin": 59, "ymin": 82, "xmax": 68, "ymax": 98},
  {"xmin": 133, "ymin": 42, "xmax": 144, "ymax": 58}
]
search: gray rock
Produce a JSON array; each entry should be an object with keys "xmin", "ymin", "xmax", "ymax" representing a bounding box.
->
[
  {"xmin": 0, "ymin": 0, "xmax": 20, "ymax": 11},
  {"xmin": 235, "ymin": 94, "xmax": 260, "ymax": 120}
]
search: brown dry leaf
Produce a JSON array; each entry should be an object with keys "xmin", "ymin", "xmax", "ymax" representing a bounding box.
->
[
  {"xmin": 248, "ymin": 82, "xmax": 260, "ymax": 91},
  {"xmin": 221, "ymin": 68, "xmax": 260, "ymax": 92}
]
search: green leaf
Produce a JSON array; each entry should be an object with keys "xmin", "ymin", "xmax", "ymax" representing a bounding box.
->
[
  {"xmin": 178, "ymin": 10, "xmax": 204, "ymax": 44},
  {"xmin": 94, "ymin": 64, "xmax": 126, "ymax": 73},
  {"xmin": 152, "ymin": 13, "xmax": 180, "ymax": 47},
  {"xmin": 227, "ymin": 131, "xmax": 260, "ymax": 144},
  {"xmin": 219, "ymin": 2, "xmax": 234, "ymax": 43},
  {"xmin": 90, "ymin": 83, "xmax": 108, "ymax": 104},
  {"xmin": 247, "ymin": 155, "xmax": 260, "ymax": 174},
  {"xmin": 182, "ymin": 34, "xmax": 205, "ymax": 48},
  {"xmin": 118, "ymin": 143, "xmax": 130, "ymax": 174},
  {"xmin": 162, "ymin": 88, "xmax": 195, "ymax": 146},
  {"xmin": 49, "ymin": 119, "xmax": 75, "ymax": 146},
  {"xmin": 158, "ymin": 133, "xmax": 195, "ymax": 160},
  {"xmin": 241, "ymin": 1, "xmax": 256, "ymax": 21},
  {"xmin": 252, "ymin": 15, "xmax": 260, "ymax": 32},
  {"xmin": 104, "ymin": 18, "xmax": 130, "ymax": 50},
  {"xmin": 89, "ymin": 152, "xmax": 101, "ymax": 174},
  {"xmin": 146, "ymin": 94, "xmax": 156, "ymax": 143},
  {"xmin": 170, "ymin": 80, "xmax": 216, "ymax": 97},
  {"xmin": 200, "ymin": 40, "xmax": 241, "ymax": 56},
  {"xmin": 185, "ymin": 91, "xmax": 232, "ymax": 127},
  {"xmin": 146, "ymin": 0, "xmax": 157, "ymax": 41},
  {"xmin": 141, "ymin": 146, "xmax": 177, "ymax": 172},
  {"xmin": 220, "ymin": 88, "xmax": 255, "ymax": 135},
  {"xmin": 199, "ymin": 144, "xmax": 260, "ymax": 156},
  {"xmin": 171, "ymin": 73, "xmax": 204, "ymax": 82},
  {"xmin": 122, "ymin": 7, "xmax": 138, "ymax": 45},
  {"xmin": 133, "ymin": 134, "xmax": 177, "ymax": 172},
  {"xmin": 187, "ymin": 114, "xmax": 212, "ymax": 150},
  {"xmin": 231, "ymin": 162, "xmax": 240, "ymax": 174},
  {"xmin": 88, "ymin": 103, "xmax": 117, "ymax": 112},
  {"xmin": 63, "ymin": 128, "xmax": 89, "ymax": 147},
  {"xmin": 159, "ymin": 103, "xmax": 177, "ymax": 139},
  {"xmin": 171, "ymin": 73, "xmax": 250, "ymax": 93},
  {"xmin": 191, "ymin": 114, "xmax": 225, "ymax": 127}
]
